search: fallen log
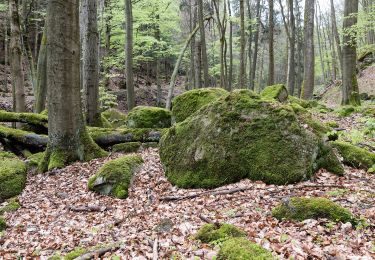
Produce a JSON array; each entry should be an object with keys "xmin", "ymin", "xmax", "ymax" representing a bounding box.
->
[
  {"xmin": 0, "ymin": 110, "xmax": 48, "ymax": 127},
  {"xmin": 67, "ymin": 205, "xmax": 110, "ymax": 212},
  {"xmin": 0, "ymin": 125, "xmax": 166, "ymax": 151}
]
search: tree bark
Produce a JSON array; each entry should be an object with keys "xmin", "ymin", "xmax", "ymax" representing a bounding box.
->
[
  {"xmin": 35, "ymin": 26, "xmax": 47, "ymax": 113},
  {"xmin": 189, "ymin": 0, "xmax": 196, "ymax": 90},
  {"xmin": 227, "ymin": 0, "xmax": 233, "ymax": 91},
  {"xmin": 82, "ymin": 0, "xmax": 100, "ymax": 126},
  {"xmin": 287, "ymin": 0, "xmax": 296, "ymax": 95},
  {"xmin": 9, "ymin": 0, "xmax": 26, "ymax": 114},
  {"xmin": 213, "ymin": 0, "xmax": 227, "ymax": 89},
  {"xmin": 330, "ymin": 0, "xmax": 342, "ymax": 75},
  {"xmin": 198, "ymin": 0, "xmax": 209, "ymax": 87},
  {"xmin": 40, "ymin": 0, "xmax": 106, "ymax": 172},
  {"xmin": 301, "ymin": 0, "xmax": 315, "ymax": 100},
  {"xmin": 125, "ymin": 0, "xmax": 135, "ymax": 110},
  {"xmin": 342, "ymin": 0, "xmax": 360, "ymax": 106},
  {"xmin": 239, "ymin": 0, "xmax": 246, "ymax": 88},
  {"xmin": 268, "ymin": 0, "xmax": 275, "ymax": 85},
  {"xmin": 250, "ymin": 0, "xmax": 261, "ymax": 91}
]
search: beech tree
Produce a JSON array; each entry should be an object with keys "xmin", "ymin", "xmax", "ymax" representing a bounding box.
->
[
  {"xmin": 238, "ymin": 0, "xmax": 246, "ymax": 88},
  {"xmin": 39, "ymin": 0, "xmax": 106, "ymax": 172},
  {"xmin": 125, "ymin": 0, "xmax": 135, "ymax": 110}
]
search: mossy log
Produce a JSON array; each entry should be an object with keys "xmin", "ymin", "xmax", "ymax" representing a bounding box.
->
[
  {"xmin": 0, "ymin": 125, "xmax": 165, "ymax": 151},
  {"xmin": 0, "ymin": 110, "xmax": 48, "ymax": 128}
]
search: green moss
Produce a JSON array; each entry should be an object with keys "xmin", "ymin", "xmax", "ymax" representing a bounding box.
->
[
  {"xmin": 349, "ymin": 91, "xmax": 361, "ymax": 107},
  {"xmin": 161, "ymin": 90, "xmax": 338, "ymax": 188},
  {"xmin": 335, "ymin": 106, "xmax": 359, "ymax": 117},
  {"xmin": 142, "ymin": 142, "xmax": 159, "ymax": 149},
  {"xmin": 195, "ymin": 224, "xmax": 246, "ymax": 243},
  {"xmin": 0, "ymin": 197, "xmax": 21, "ymax": 215},
  {"xmin": 112, "ymin": 142, "xmax": 142, "ymax": 153},
  {"xmin": 26, "ymin": 152, "xmax": 45, "ymax": 168},
  {"xmin": 126, "ymin": 106, "xmax": 171, "ymax": 128},
  {"xmin": 315, "ymin": 143, "xmax": 344, "ymax": 175},
  {"xmin": 40, "ymin": 109, "xmax": 48, "ymax": 116},
  {"xmin": 260, "ymin": 84, "xmax": 288, "ymax": 102},
  {"xmin": 64, "ymin": 247, "xmax": 87, "ymax": 260},
  {"xmin": 101, "ymin": 109, "xmax": 127, "ymax": 128},
  {"xmin": 288, "ymin": 96, "xmax": 311, "ymax": 108},
  {"xmin": 0, "ymin": 151, "xmax": 17, "ymax": 159},
  {"xmin": 88, "ymin": 155, "xmax": 143, "ymax": 199},
  {"xmin": 0, "ymin": 157, "xmax": 27, "ymax": 200},
  {"xmin": 331, "ymin": 141, "xmax": 375, "ymax": 170},
  {"xmin": 272, "ymin": 197, "xmax": 355, "ymax": 223},
  {"xmin": 0, "ymin": 217, "xmax": 6, "ymax": 231},
  {"xmin": 172, "ymin": 88, "xmax": 228, "ymax": 123},
  {"xmin": 0, "ymin": 110, "xmax": 48, "ymax": 126},
  {"xmin": 217, "ymin": 237, "xmax": 274, "ymax": 260},
  {"xmin": 325, "ymin": 121, "xmax": 339, "ymax": 128},
  {"xmin": 361, "ymin": 105, "xmax": 375, "ymax": 117}
]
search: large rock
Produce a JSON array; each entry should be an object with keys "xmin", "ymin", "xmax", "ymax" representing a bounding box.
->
[
  {"xmin": 160, "ymin": 90, "xmax": 342, "ymax": 188},
  {"xmin": 126, "ymin": 106, "xmax": 171, "ymax": 128},
  {"xmin": 172, "ymin": 88, "xmax": 228, "ymax": 123},
  {"xmin": 0, "ymin": 153, "xmax": 27, "ymax": 201}
]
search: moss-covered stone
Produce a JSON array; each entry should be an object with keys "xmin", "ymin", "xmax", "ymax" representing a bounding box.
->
[
  {"xmin": 64, "ymin": 247, "xmax": 87, "ymax": 260},
  {"xmin": 160, "ymin": 90, "xmax": 340, "ymax": 188},
  {"xmin": 26, "ymin": 152, "xmax": 45, "ymax": 168},
  {"xmin": 172, "ymin": 88, "xmax": 228, "ymax": 123},
  {"xmin": 101, "ymin": 109, "xmax": 127, "ymax": 128},
  {"xmin": 0, "ymin": 157, "xmax": 27, "ymax": 200},
  {"xmin": 217, "ymin": 237, "xmax": 274, "ymax": 260},
  {"xmin": 195, "ymin": 224, "xmax": 246, "ymax": 243},
  {"xmin": 315, "ymin": 143, "xmax": 344, "ymax": 175},
  {"xmin": 142, "ymin": 142, "xmax": 159, "ymax": 149},
  {"xmin": 272, "ymin": 197, "xmax": 355, "ymax": 223},
  {"xmin": 112, "ymin": 142, "xmax": 142, "ymax": 153},
  {"xmin": 261, "ymin": 84, "xmax": 288, "ymax": 102},
  {"xmin": 331, "ymin": 141, "xmax": 375, "ymax": 170},
  {"xmin": 0, "ymin": 217, "xmax": 6, "ymax": 231},
  {"xmin": 88, "ymin": 155, "xmax": 143, "ymax": 199},
  {"xmin": 0, "ymin": 197, "xmax": 21, "ymax": 215},
  {"xmin": 126, "ymin": 106, "xmax": 171, "ymax": 128}
]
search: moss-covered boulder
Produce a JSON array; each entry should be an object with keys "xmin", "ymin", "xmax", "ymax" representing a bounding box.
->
[
  {"xmin": 112, "ymin": 142, "xmax": 142, "ymax": 153},
  {"xmin": 195, "ymin": 224, "xmax": 246, "ymax": 243},
  {"xmin": 261, "ymin": 84, "xmax": 288, "ymax": 102},
  {"xmin": 0, "ymin": 216, "xmax": 6, "ymax": 231},
  {"xmin": 126, "ymin": 106, "xmax": 171, "ymax": 128},
  {"xmin": 26, "ymin": 152, "xmax": 45, "ymax": 168},
  {"xmin": 88, "ymin": 155, "xmax": 143, "ymax": 199},
  {"xmin": 171, "ymin": 88, "xmax": 228, "ymax": 123},
  {"xmin": 160, "ymin": 90, "xmax": 342, "ymax": 188},
  {"xmin": 0, "ymin": 156, "xmax": 27, "ymax": 201},
  {"xmin": 272, "ymin": 197, "xmax": 354, "ymax": 223},
  {"xmin": 102, "ymin": 109, "xmax": 127, "ymax": 128},
  {"xmin": 331, "ymin": 141, "xmax": 375, "ymax": 171},
  {"xmin": 217, "ymin": 237, "xmax": 274, "ymax": 260}
]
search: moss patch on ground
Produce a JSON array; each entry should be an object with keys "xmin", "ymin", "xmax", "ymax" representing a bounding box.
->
[
  {"xmin": 0, "ymin": 197, "xmax": 20, "ymax": 215},
  {"xmin": 0, "ymin": 217, "xmax": 6, "ymax": 231},
  {"xmin": 272, "ymin": 197, "xmax": 355, "ymax": 223},
  {"xmin": 112, "ymin": 142, "xmax": 142, "ymax": 153},
  {"xmin": 217, "ymin": 237, "xmax": 274, "ymax": 260},
  {"xmin": 331, "ymin": 141, "xmax": 375, "ymax": 171},
  {"xmin": 195, "ymin": 224, "xmax": 246, "ymax": 243},
  {"xmin": 160, "ymin": 90, "xmax": 341, "ymax": 189},
  {"xmin": 88, "ymin": 155, "xmax": 143, "ymax": 199},
  {"xmin": 0, "ymin": 156, "xmax": 27, "ymax": 200},
  {"xmin": 126, "ymin": 106, "xmax": 171, "ymax": 128},
  {"xmin": 172, "ymin": 88, "xmax": 228, "ymax": 123}
]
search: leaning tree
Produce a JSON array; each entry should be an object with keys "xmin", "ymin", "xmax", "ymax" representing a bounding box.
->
[{"xmin": 39, "ymin": 0, "xmax": 107, "ymax": 172}]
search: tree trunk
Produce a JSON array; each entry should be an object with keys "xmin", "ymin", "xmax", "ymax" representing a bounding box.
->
[
  {"xmin": 198, "ymin": 0, "xmax": 209, "ymax": 87},
  {"xmin": 342, "ymin": 0, "xmax": 360, "ymax": 106},
  {"xmin": 330, "ymin": 0, "xmax": 342, "ymax": 75},
  {"xmin": 287, "ymin": 0, "xmax": 296, "ymax": 95},
  {"xmin": 295, "ymin": 0, "xmax": 303, "ymax": 97},
  {"xmin": 125, "ymin": 0, "xmax": 135, "ymax": 110},
  {"xmin": 213, "ymin": 0, "xmax": 227, "ymax": 90},
  {"xmin": 301, "ymin": 0, "xmax": 315, "ymax": 100},
  {"xmin": 227, "ymin": 0, "xmax": 233, "ymax": 91},
  {"xmin": 315, "ymin": 10, "xmax": 326, "ymax": 83},
  {"xmin": 9, "ymin": 0, "xmax": 26, "ymax": 114},
  {"xmin": 40, "ymin": 0, "xmax": 107, "ymax": 172},
  {"xmin": 238, "ymin": 0, "xmax": 246, "ymax": 88},
  {"xmin": 268, "ymin": 0, "xmax": 275, "ymax": 85},
  {"xmin": 35, "ymin": 26, "xmax": 47, "ymax": 113},
  {"xmin": 189, "ymin": 0, "xmax": 196, "ymax": 90},
  {"xmin": 82, "ymin": 0, "xmax": 100, "ymax": 125},
  {"xmin": 250, "ymin": 0, "xmax": 261, "ymax": 91}
]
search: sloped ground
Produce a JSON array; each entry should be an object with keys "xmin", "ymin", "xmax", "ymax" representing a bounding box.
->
[
  {"xmin": 0, "ymin": 148, "xmax": 374, "ymax": 259},
  {"xmin": 321, "ymin": 66, "xmax": 375, "ymax": 108}
]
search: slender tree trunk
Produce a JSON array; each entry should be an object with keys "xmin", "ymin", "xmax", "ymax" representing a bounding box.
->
[
  {"xmin": 9, "ymin": 0, "xmax": 26, "ymax": 114},
  {"xmin": 155, "ymin": 14, "xmax": 162, "ymax": 106},
  {"xmin": 238, "ymin": 0, "xmax": 246, "ymax": 88},
  {"xmin": 315, "ymin": 10, "xmax": 326, "ymax": 83},
  {"xmin": 125, "ymin": 0, "xmax": 135, "ymax": 110},
  {"xmin": 301, "ymin": 0, "xmax": 315, "ymax": 100},
  {"xmin": 287, "ymin": 0, "xmax": 296, "ymax": 95},
  {"xmin": 295, "ymin": 0, "xmax": 303, "ymax": 97},
  {"xmin": 247, "ymin": 0, "xmax": 252, "ymax": 89},
  {"xmin": 195, "ymin": 40, "xmax": 202, "ymax": 89},
  {"xmin": 198, "ymin": 0, "xmax": 209, "ymax": 87},
  {"xmin": 250, "ymin": 0, "xmax": 261, "ymax": 91},
  {"xmin": 363, "ymin": 0, "xmax": 375, "ymax": 45},
  {"xmin": 327, "ymin": 15, "xmax": 338, "ymax": 80},
  {"xmin": 342, "ymin": 0, "xmax": 360, "ymax": 106},
  {"xmin": 4, "ymin": 21, "xmax": 9, "ymax": 92},
  {"xmin": 82, "ymin": 0, "xmax": 100, "ymax": 125},
  {"xmin": 227, "ymin": 0, "xmax": 233, "ymax": 91},
  {"xmin": 39, "ymin": 0, "xmax": 106, "ymax": 172},
  {"xmin": 189, "ymin": 0, "xmax": 196, "ymax": 90},
  {"xmin": 330, "ymin": 0, "xmax": 343, "ymax": 75},
  {"xmin": 35, "ymin": 26, "xmax": 47, "ymax": 113},
  {"xmin": 268, "ymin": 0, "xmax": 275, "ymax": 85},
  {"xmin": 213, "ymin": 0, "xmax": 227, "ymax": 89}
]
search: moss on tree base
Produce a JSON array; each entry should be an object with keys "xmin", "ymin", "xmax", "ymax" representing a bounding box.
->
[
  {"xmin": 88, "ymin": 155, "xmax": 143, "ymax": 199},
  {"xmin": 272, "ymin": 197, "xmax": 355, "ymax": 223},
  {"xmin": 217, "ymin": 237, "xmax": 274, "ymax": 260}
]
